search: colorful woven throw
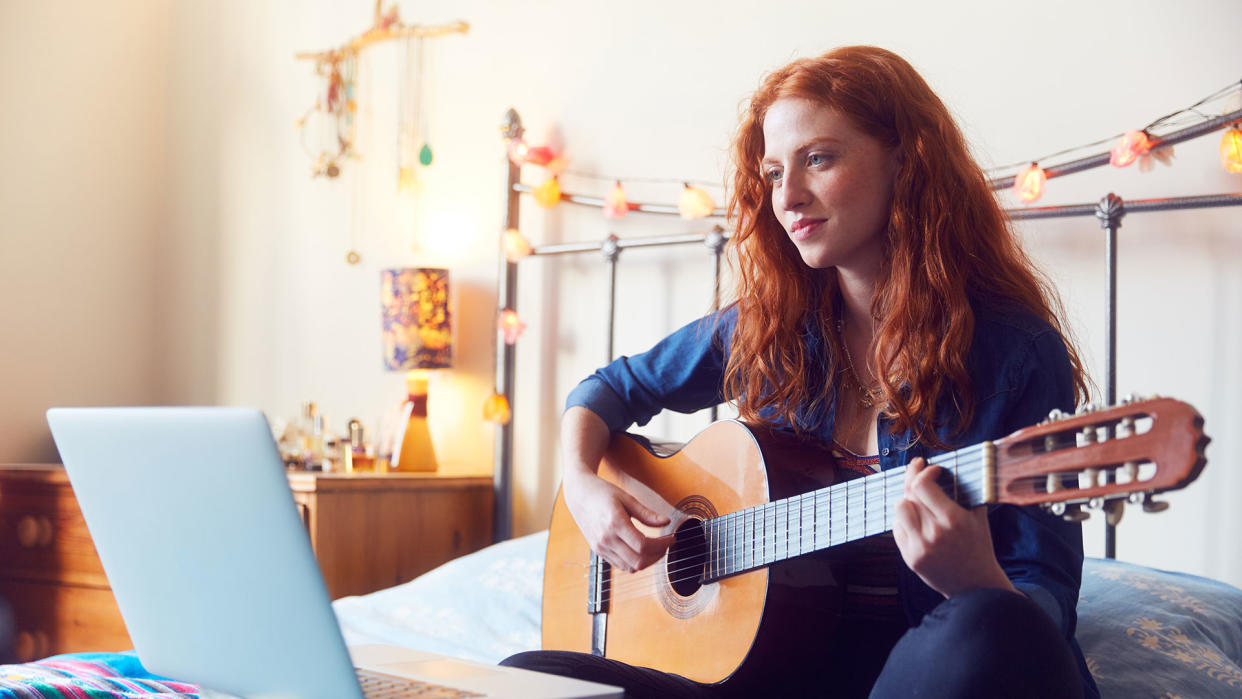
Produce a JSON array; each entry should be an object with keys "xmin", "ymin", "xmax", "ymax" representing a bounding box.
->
[{"xmin": 0, "ymin": 652, "xmax": 198, "ymax": 698}]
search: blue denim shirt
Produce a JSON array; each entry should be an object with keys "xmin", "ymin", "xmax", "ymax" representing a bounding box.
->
[{"xmin": 566, "ymin": 301, "xmax": 1099, "ymax": 697}]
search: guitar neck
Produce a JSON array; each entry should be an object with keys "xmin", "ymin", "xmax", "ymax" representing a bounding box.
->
[{"xmin": 701, "ymin": 442, "xmax": 992, "ymax": 582}]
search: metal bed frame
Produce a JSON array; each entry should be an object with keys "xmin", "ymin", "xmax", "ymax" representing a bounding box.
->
[{"xmin": 491, "ymin": 107, "xmax": 1242, "ymax": 561}]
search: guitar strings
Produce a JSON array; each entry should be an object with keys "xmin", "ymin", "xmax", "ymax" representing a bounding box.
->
[
  {"xmin": 563, "ymin": 477, "xmax": 1103, "ymax": 606},
  {"xmin": 568, "ymin": 468, "xmax": 1114, "ymax": 607},
  {"xmin": 583, "ymin": 429, "xmax": 1147, "ymax": 596},
  {"xmin": 560, "ymin": 456, "xmax": 1126, "ymax": 606}
]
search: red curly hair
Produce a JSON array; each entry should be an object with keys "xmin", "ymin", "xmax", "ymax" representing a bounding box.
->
[{"xmin": 723, "ymin": 46, "xmax": 1088, "ymax": 447}]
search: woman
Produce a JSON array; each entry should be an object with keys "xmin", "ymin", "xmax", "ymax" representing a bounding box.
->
[{"xmin": 505, "ymin": 46, "xmax": 1099, "ymax": 698}]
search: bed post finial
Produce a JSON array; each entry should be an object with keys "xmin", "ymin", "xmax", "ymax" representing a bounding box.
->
[
  {"xmin": 501, "ymin": 108, "xmax": 524, "ymax": 141},
  {"xmin": 1095, "ymin": 192, "xmax": 1125, "ymax": 230}
]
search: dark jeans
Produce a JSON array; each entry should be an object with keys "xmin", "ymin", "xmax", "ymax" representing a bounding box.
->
[{"xmin": 502, "ymin": 588, "xmax": 1085, "ymax": 698}]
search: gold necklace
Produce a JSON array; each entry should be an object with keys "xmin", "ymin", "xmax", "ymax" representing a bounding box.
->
[{"xmin": 838, "ymin": 321, "xmax": 883, "ymax": 409}]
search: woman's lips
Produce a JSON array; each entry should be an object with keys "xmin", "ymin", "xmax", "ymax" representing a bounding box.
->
[{"xmin": 790, "ymin": 218, "xmax": 825, "ymax": 241}]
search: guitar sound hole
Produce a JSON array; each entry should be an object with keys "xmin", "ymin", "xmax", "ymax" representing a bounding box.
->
[{"xmin": 667, "ymin": 518, "xmax": 706, "ymax": 597}]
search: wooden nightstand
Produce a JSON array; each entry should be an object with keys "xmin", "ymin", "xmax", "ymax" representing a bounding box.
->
[
  {"xmin": 0, "ymin": 464, "xmax": 494, "ymax": 661},
  {"xmin": 285, "ymin": 470, "xmax": 494, "ymax": 599}
]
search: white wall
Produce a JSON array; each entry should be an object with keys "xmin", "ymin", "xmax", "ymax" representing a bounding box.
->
[
  {"xmin": 0, "ymin": 3, "xmax": 171, "ymax": 459},
  {"xmin": 2, "ymin": 0, "xmax": 1239, "ymax": 587}
]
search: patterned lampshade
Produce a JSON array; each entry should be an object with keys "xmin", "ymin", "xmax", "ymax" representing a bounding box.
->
[{"xmin": 381, "ymin": 268, "xmax": 452, "ymax": 370}]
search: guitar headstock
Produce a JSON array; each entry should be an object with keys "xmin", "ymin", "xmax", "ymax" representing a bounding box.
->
[{"xmin": 992, "ymin": 396, "xmax": 1208, "ymax": 522}]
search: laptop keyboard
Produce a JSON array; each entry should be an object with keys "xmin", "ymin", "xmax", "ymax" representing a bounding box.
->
[{"xmin": 357, "ymin": 669, "xmax": 486, "ymax": 698}]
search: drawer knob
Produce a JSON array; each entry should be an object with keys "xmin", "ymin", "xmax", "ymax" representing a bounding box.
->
[
  {"xmin": 15, "ymin": 515, "xmax": 54, "ymax": 548},
  {"xmin": 14, "ymin": 629, "xmax": 50, "ymax": 663}
]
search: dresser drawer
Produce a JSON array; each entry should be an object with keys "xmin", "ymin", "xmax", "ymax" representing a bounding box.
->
[
  {"xmin": 0, "ymin": 579, "xmax": 131, "ymax": 661},
  {"xmin": 0, "ymin": 479, "xmax": 110, "ymax": 587}
]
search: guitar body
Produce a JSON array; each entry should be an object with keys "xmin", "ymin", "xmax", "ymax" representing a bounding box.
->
[{"xmin": 542, "ymin": 420, "xmax": 844, "ymax": 687}]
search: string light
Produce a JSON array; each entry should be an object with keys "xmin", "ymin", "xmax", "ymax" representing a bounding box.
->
[
  {"xmin": 534, "ymin": 176, "xmax": 562, "ymax": 208},
  {"xmin": 524, "ymin": 146, "xmax": 555, "ymax": 167},
  {"xmin": 507, "ymin": 137, "xmax": 530, "ymax": 165},
  {"xmin": 1110, "ymin": 130, "xmax": 1151, "ymax": 168},
  {"xmin": 604, "ymin": 181, "xmax": 629, "ymax": 219},
  {"xmin": 483, "ymin": 393, "xmax": 511, "ymax": 424},
  {"xmin": 1222, "ymin": 126, "xmax": 1242, "ymax": 173},
  {"xmin": 678, "ymin": 183, "xmax": 716, "ymax": 219},
  {"xmin": 505, "ymin": 80, "xmax": 1240, "ymax": 210},
  {"xmin": 502, "ymin": 228, "xmax": 533, "ymax": 262},
  {"xmin": 1012, "ymin": 163, "xmax": 1047, "ymax": 204},
  {"xmin": 499, "ymin": 309, "xmax": 526, "ymax": 344}
]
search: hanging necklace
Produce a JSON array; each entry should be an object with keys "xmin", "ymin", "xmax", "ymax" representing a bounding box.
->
[
  {"xmin": 837, "ymin": 319, "xmax": 883, "ymax": 409},
  {"xmin": 397, "ymin": 37, "xmax": 419, "ymax": 195},
  {"xmin": 416, "ymin": 35, "xmax": 433, "ymax": 167}
]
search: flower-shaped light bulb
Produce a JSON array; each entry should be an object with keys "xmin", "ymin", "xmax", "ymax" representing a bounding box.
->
[
  {"xmin": 1221, "ymin": 127, "xmax": 1242, "ymax": 174},
  {"xmin": 1012, "ymin": 163, "xmax": 1046, "ymax": 204},
  {"xmin": 507, "ymin": 138, "xmax": 530, "ymax": 165},
  {"xmin": 1110, "ymin": 130, "xmax": 1151, "ymax": 168},
  {"xmin": 483, "ymin": 393, "xmax": 512, "ymax": 425},
  {"xmin": 533, "ymin": 177, "xmax": 562, "ymax": 208},
  {"xmin": 503, "ymin": 228, "xmax": 533, "ymax": 262},
  {"xmin": 604, "ymin": 181, "xmax": 629, "ymax": 219},
  {"xmin": 525, "ymin": 146, "xmax": 555, "ymax": 167},
  {"xmin": 499, "ymin": 309, "xmax": 526, "ymax": 345},
  {"xmin": 678, "ymin": 183, "xmax": 715, "ymax": 219}
]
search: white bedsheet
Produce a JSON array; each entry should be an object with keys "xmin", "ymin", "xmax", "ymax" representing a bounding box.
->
[
  {"xmin": 332, "ymin": 530, "xmax": 547, "ymax": 664},
  {"xmin": 334, "ymin": 529, "xmax": 1242, "ymax": 697}
]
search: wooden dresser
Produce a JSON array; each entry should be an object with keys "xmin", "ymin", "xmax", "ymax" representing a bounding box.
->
[{"xmin": 0, "ymin": 464, "xmax": 494, "ymax": 662}]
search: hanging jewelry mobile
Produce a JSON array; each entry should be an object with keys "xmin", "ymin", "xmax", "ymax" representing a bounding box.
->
[
  {"xmin": 297, "ymin": 52, "xmax": 358, "ymax": 178},
  {"xmin": 294, "ymin": 8, "xmax": 468, "ymax": 264}
]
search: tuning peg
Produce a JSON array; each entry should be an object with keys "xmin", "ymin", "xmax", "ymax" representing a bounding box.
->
[
  {"xmin": 1121, "ymin": 393, "xmax": 1138, "ymax": 404},
  {"xmin": 1047, "ymin": 408, "xmax": 1067, "ymax": 423},
  {"xmin": 1048, "ymin": 502, "xmax": 1090, "ymax": 522},
  {"xmin": 1104, "ymin": 500, "xmax": 1125, "ymax": 526},
  {"xmin": 1128, "ymin": 491, "xmax": 1169, "ymax": 513},
  {"xmin": 1087, "ymin": 497, "xmax": 1105, "ymax": 510},
  {"xmin": 1142, "ymin": 498, "xmax": 1170, "ymax": 514},
  {"xmin": 1116, "ymin": 417, "xmax": 1135, "ymax": 439}
]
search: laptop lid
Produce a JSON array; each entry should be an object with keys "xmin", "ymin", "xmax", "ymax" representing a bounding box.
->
[{"xmin": 47, "ymin": 406, "xmax": 365, "ymax": 699}]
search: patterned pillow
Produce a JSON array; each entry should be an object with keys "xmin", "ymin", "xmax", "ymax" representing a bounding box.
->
[{"xmin": 1078, "ymin": 557, "xmax": 1242, "ymax": 698}]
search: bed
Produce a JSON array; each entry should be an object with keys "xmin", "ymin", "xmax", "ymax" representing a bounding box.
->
[
  {"xmin": 334, "ymin": 532, "xmax": 1242, "ymax": 698},
  {"xmin": 6, "ymin": 533, "xmax": 1238, "ymax": 698}
]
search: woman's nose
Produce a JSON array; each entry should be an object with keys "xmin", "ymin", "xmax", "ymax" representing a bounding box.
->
[{"xmin": 775, "ymin": 171, "xmax": 808, "ymax": 211}]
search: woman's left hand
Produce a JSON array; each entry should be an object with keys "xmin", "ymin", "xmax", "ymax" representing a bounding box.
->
[{"xmin": 893, "ymin": 457, "xmax": 1017, "ymax": 598}]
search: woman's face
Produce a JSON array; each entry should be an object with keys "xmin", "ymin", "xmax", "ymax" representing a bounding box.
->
[{"xmin": 762, "ymin": 97, "xmax": 898, "ymax": 273}]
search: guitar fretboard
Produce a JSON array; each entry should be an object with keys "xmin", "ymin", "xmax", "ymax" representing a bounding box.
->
[{"xmin": 701, "ymin": 444, "xmax": 991, "ymax": 582}]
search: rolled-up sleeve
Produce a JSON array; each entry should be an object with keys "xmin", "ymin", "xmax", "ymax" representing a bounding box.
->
[{"xmin": 565, "ymin": 309, "xmax": 735, "ymax": 433}]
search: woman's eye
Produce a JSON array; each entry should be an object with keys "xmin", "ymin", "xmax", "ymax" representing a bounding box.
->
[
  {"xmin": 808, "ymin": 153, "xmax": 831, "ymax": 166},
  {"xmin": 764, "ymin": 168, "xmax": 783, "ymax": 184}
]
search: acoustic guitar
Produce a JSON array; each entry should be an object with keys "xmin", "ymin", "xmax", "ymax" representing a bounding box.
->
[{"xmin": 542, "ymin": 397, "xmax": 1208, "ymax": 687}]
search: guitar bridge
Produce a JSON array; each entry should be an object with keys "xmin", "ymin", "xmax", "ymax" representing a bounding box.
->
[{"xmin": 587, "ymin": 552, "xmax": 609, "ymax": 656}]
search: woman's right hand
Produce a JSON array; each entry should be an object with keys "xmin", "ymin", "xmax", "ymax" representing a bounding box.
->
[
  {"xmin": 560, "ymin": 406, "xmax": 674, "ymax": 573},
  {"xmin": 563, "ymin": 470, "xmax": 674, "ymax": 573}
]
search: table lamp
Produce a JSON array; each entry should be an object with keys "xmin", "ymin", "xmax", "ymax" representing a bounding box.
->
[{"xmin": 381, "ymin": 267, "xmax": 452, "ymax": 471}]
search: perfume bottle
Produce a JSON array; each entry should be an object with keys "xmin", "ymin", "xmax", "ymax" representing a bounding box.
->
[{"xmin": 347, "ymin": 419, "xmax": 375, "ymax": 472}]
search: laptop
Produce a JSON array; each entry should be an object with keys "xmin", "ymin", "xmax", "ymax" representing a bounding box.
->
[{"xmin": 46, "ymin": 406, "xmax": 622, "ymax": 699}]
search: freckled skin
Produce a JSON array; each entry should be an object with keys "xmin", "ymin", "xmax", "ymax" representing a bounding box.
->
[{"xmin": 762, "ymin": 97, "xmax": 899, "ymax": 274}]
